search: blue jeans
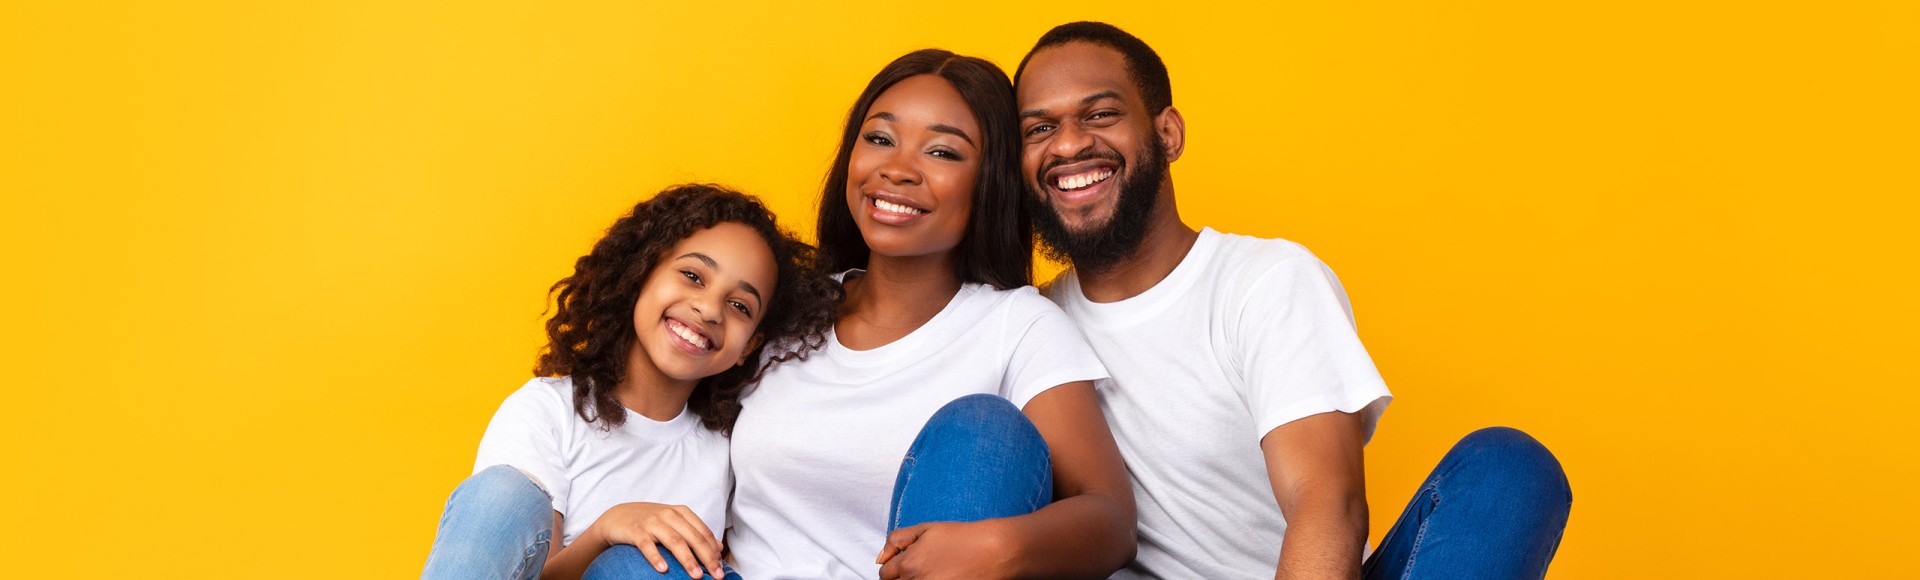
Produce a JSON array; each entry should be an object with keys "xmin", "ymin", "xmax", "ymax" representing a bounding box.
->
[
  {"xmin": 581, "ymin": 545, "xmax": 741, "ymax": 580},
  {"xmin": 1362, "ymin": 427, "xmax": 1573, "ymax": 580},
  {"xmin": 584, "ymin": 394, "xmax": 1051, "ymax": 578},
  {"xmin": 888, "ymin": 393, "xmax": 1054, "ymax": 530},
  {"xmin": 422, "ymin": 465, "xmax": 555, "ymax": 580}
]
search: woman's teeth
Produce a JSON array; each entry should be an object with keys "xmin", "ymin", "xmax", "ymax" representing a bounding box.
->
[
  {"xmin": 1057, "ymin": 169, "xmax": 1115, "ymax": 191},
  {"xmin": 670, "ymin": 320, "xmax": 711, "ymax": 350},
  {"xmin": 874, "ymin": 198, "xmax": 927, "ymax": 215}
]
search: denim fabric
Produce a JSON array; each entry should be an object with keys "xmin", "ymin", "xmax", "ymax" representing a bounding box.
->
[
  {"xmin": 1362, "ymin": 427, "xmax": 1574, "ymax": 580},
  {"xmin": 581, "ymin": 544, "xmax": 741, "ymax": 580},
  {"xmin": 422, "ymin": 465, "xmax": 555, "ymax": 580},
  {"xmin": 888, "ymin": 393, "xmax": 1055, "ymax": 531}
]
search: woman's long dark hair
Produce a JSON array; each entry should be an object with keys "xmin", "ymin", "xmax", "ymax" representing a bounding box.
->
[
  {"xmin": 816, "ymin": 49, "xmax": 1031, "ymax": 290},
  {"xmin": 537, "ymin": 184, "xmax": 840, "ymax": 435}
]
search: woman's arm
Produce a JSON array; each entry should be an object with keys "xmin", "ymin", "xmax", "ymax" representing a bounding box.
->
[
  {"xmin": 541, "ymin": 504, "xmax": 726, "ymax": 580},
  {"xmin": 877, "ymin": 381, "xmax": 1136, "ymax": 579}
]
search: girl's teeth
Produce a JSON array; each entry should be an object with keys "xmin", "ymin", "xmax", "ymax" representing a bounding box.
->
[
  {"xmin": 874, "ymin": 199, "xmax": 925, "ymax": 215},
  {"xmin": 671, "ymin": 321, "xmax": 709, "ymax": 349}
]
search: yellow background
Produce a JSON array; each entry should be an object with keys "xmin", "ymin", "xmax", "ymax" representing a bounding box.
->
[{"xmin": 3, "ymin": 1, "xmax": 1914, "ymax": 577}]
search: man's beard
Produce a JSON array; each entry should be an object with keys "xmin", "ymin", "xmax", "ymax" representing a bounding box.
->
[{"xmin": 1027, "ymin": 135, "xmax": 1166, "ymax": 276}]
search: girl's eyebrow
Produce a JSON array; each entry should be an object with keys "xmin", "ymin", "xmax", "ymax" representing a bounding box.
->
[{"xmin": 677, "ymin": 252, "xmax": 763, "ymax": 303}]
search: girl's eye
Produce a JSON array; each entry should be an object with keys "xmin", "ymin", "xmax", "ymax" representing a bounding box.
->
[
  {"xmin": 863, "ymin": 132, "xmax": 893, "ymax": 146},
  {"xmin": 729, "ymin": 300, "xmax": 752, "ymax": 316},
  {"xmin": 681, "ymin": 270, "xmax": 702, "ymax": 285}
]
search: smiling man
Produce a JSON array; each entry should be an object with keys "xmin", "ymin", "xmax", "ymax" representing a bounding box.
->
[{"xmin": 1015, "ymin": 22, "xmax": 1573, "ymax": 579}]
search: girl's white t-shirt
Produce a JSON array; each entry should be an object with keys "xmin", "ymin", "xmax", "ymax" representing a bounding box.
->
[
  {"xmin": 472, "ymin": 377, "xmax": 732, "ymax": 548},
  {"xmin": 726, "ymin": 275, "xmax": 1109, "ymax": 579}
]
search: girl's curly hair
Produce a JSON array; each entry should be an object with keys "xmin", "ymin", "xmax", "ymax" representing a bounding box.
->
[{"xmin": 536, "ymin": 184, "xmax": 840, "ymax": 435}]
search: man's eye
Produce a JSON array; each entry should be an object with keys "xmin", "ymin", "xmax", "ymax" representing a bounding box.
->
[{"xmin": 1025, "ymin": 124, "xmax": 1055, "ymax": 137}]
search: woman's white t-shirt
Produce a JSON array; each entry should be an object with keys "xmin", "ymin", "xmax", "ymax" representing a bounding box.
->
[
  {"xmin": 726, "ymin": 275, "xmax": 1108, "ymax": 579},
  {"xmin": 472, "ymin": 377, "xmax": 733, "ymax": 548}
]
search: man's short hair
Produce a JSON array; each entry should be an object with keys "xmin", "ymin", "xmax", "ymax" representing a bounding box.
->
[{"xmin": 1015, "ymin": 21, "xmax": 1173, "ymax": 115}]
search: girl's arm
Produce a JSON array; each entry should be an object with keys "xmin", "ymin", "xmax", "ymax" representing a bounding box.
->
[
  {"xmin": 876, "ymin": 381, "xmax": 1136, "ymax": 579},
  {"xmin": 541, "ymin": 503, "xmax": 725, "ymax": 580}
]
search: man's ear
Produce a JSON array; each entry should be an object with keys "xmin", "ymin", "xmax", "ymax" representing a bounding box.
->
[
  {"xmin": 1155, "ymin": 106, "xmax": 1186, "ymax": 162},
  {"xmin": 738, "ymin": 333, "xmax": 765, "ymax": 367}
]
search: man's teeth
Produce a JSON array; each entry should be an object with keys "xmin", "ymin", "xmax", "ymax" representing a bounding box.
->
[
  {"xmin": 670, "ymin": 321, "xmax": 710, "ymax": 350},
  {"xmin": 1057, "ymin": 169, "xmax": 1115, "ymax": 191},
  {"xmin": 874, "ymin": 199, "xmax": 927, "ymax": 215}
]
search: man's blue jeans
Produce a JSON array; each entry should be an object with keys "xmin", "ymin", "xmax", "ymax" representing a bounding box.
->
[
  {"xmin": 581, "ymin": 393, "xmax": 1048, "ymax": 579},
  {"xmin": 1363, "ymin": 426, "xmax": 1573, "ymax": 580}
]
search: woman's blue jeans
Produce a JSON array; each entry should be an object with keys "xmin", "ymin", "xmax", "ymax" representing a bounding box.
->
[
  {"xmin": 581, "ymin": 393, "xmax": 1050, "ymax": 579},
  {"xmin": 1362, "ymin": 426, "xmax": 1573, "ymax": 580}
]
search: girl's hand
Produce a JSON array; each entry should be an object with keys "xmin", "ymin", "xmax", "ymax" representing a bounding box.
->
[
  {"xmin": 593, "ymin": 502, "xmax": 725, "ymax": 579},
  {"xmin": 875, "ymin": 520, "xmax": 1015, "ymax": 580}
]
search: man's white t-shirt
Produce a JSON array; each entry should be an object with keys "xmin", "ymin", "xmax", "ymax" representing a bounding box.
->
[
  {"xmin": 1045, "ymin": 228, "xmax": 1392, "ymax": 579},
  {"xmin": 727, "ymin": 274, "xmax": 1109, "ymax": 580},
  {"xmin": 472, "ymin": 377, "xmax": 733, "ymax": 548}
]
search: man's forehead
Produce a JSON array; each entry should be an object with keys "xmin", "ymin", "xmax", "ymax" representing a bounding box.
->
[{"xmin": 1018, "ymin": 42, "xmax": 1136, "ymax": 107}]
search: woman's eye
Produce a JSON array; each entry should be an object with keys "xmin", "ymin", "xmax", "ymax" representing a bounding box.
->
[
  {"xmin": 681, "ymin": 270, "xmax": 702, "ymax": 285},
  {"xmin": 929, "ymin": 148, "xmax": 964, "ymax": 161},
  {"xmin": 864, "ymin": 132, "xmax": 893, "ymax": 146}
]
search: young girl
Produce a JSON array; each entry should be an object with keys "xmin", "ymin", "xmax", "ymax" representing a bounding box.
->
[{"xmin": 421, "ymin": 184, "xmax": 839, "ymax": 580}]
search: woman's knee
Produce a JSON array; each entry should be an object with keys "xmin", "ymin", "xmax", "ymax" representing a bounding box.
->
[{"xmin": 920, "ymin": 394, "xmax": 1034, "ymax": 444}]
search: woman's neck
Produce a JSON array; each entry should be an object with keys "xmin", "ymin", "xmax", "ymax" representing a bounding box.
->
[{"xmin": 837, "ymin": 252, "xmax": 963, "ymax": 350}]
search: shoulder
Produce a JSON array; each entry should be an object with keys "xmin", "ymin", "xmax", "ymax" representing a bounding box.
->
[
  {"xmin": 495, "ymin": 377, "xmax": 577, "ymax": 419},
  {"xmin": 972, "ymin": 283, "xmax": 1072, "ymax": 322},
  {"xmin": 1203, "ymin": 230, "xmax": 1332, "ymax": 289}
]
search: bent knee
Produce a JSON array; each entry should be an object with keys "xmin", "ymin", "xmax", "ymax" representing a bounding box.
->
[
  {"xmin": 1454, "ymin": 427, "xmax": 1572, "ymax": 504},
  {"xmin": 924, "ymin": 394, "xmax": 1026, "ymax": 435}
]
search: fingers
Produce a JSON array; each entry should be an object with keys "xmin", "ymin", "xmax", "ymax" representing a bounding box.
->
[
  {"xmin": 656, "ymin": 508, "xmax": 722, "ymax": 579},
  {"xmin": 638, "ymin": 542, "xmax": 671, "ymax": 574},
  {"xmin": 875, "ymin": 524, "xmax": 927, "ymax": 565}
]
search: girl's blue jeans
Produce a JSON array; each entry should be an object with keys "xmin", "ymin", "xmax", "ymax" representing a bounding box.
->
[{"xmin": 423, "ymin": 397, "xmax": 1570, "ymax": 579}]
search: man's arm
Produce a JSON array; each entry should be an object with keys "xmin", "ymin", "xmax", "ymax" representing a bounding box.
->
[{"xmin": 1261, "ymin": 410, "xmax": 1370, "ymax": 580}]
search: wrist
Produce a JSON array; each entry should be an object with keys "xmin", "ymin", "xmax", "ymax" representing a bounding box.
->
[{"xmin": 978, "ymin": 517, "xmax": 1027, "ymax": 577}]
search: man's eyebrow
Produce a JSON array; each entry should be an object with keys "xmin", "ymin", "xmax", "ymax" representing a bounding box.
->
[
  {"xmin": 1020, "ymin": 90, "xmax": 1124, "ymax": 119},
  {"xmin": 928, "ymin": 124, "xmax": 975, "ymax": 146},
  {"xmin": 678, "ymin": 252, "xmax": 762, "ymax": 304}
]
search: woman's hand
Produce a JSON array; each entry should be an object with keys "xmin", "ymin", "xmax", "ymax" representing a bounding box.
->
[
  {"xmin": 592, "ymin": 502, "xmax": 725, "ymax": 579},
  {"xmin": 875, "ymin": 519, "xmax": 1015, "ymax": 580}
]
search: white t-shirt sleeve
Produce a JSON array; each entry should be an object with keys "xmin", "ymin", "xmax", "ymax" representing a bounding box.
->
[
  {"xmin": 1234, "ymin": 255, "xmax": 1392, "ymax": 443},
  {"xmin": 472, "ymin": 382, "xmax": 571, "ymax": 514},
  {"xmin": 1002, "ymin": 295, "xmax": 1111, "ymax": 409}
]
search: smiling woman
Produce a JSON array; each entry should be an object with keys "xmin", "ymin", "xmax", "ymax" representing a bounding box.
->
[{"xmin": 687, "ymin": 49, "xmax": 1139, "ymax": 579}]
